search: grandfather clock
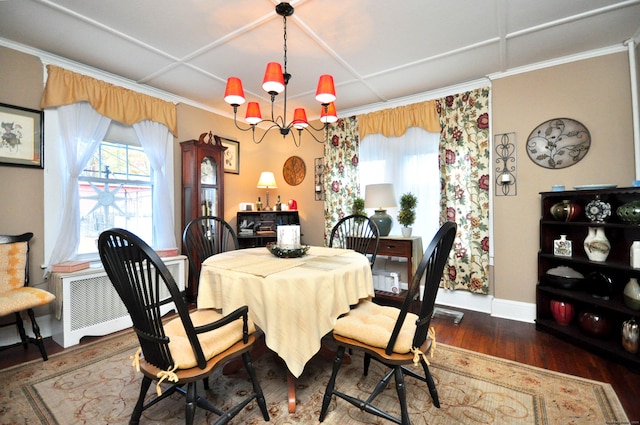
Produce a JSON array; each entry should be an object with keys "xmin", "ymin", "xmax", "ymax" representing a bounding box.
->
[{"xmin": 180, "ymin": 131, "xmax": 226, "ymax": 300}]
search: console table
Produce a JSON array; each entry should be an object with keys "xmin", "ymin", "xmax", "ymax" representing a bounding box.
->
[{"xmin": 367, "ymin": 235, "xmax": 423, "ymax": 308}]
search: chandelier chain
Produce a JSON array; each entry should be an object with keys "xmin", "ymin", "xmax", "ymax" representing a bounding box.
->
[{"xmin": 283, "ymin": 15, "xmax": 288, "ymax": 76}]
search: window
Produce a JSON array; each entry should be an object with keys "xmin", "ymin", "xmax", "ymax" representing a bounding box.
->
[
  {"xmin": 359, "ymin": 127, "xmax": 440, "ymax": 239},
  {"xmin": 77, "ymin": 141, "xmax": 153, "ymax": 255}
]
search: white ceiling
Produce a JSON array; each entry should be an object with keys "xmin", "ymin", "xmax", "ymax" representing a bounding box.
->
[{"xmin": 1, "ymin": 0, "xmax": 640, "ymax": 121}]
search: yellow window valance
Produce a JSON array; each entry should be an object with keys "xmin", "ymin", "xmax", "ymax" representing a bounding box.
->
[
  {"xmin": 358, "ymin": 100, "xmax": 440, "ymax": 139},
  {"xmin": 40, "ymin": 65, "xmax": 178, "ymax": 137}
]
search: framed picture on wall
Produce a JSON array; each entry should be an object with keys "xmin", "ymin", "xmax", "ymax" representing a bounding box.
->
[
  {"xmin": 0, "ymin": 103, "xmax": 44, "ymax": 168},
  {"xmin": 216, "ymin": 136, "xmax": 240, "ymax": 174}
]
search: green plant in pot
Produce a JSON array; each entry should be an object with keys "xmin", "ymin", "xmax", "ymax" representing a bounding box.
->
[
  {"xmin": 352, "ymin": 197, "xmax": 366, "ymax": 217},
  {"xmin": 398, "ymin": 192, "xmax": 417, "ymax": 237}
]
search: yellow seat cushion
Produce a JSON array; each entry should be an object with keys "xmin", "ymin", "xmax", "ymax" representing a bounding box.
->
[
  {"xmin": 333, "ymin": 300, "xmax": 418, "ymax": 354},
  {"xmin": 0, "ymin": 241, "xmax": 28, "ymax": 292},
  {"xmin": 0, "ymin": 241, "xmax": 55, "ymax": 316},
  {"xmin": 163, "ymin": 309, "xmax": 256, "ymax": 369},
  {"xmin": 0, "ymin": 287, "xmax": 56, "ymax": 316}
]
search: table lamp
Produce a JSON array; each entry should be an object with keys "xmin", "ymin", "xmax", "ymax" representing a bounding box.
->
[
  {"xmin": 257, "ymin": 171, "xmax": 278, "ymax": 211},
  {"xmin": 364, "ymin": 183, "xmax": 397, "ymax": 236}
]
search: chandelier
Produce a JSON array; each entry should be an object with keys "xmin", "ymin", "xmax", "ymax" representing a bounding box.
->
[{"xmin": 223, "ymin": 2, "xmax": 337, "ymax": 146}]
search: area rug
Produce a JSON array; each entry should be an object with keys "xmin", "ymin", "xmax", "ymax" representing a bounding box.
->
[{"xmin": 0, "ymin": 331, "xmax": 628, "ymax": 424}]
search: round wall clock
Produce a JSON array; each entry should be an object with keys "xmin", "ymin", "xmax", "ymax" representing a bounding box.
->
[
  {"xmin": 283, "ymin": 156, "xmax": 306, "ymax": 186},
  {"xmin": 526, "ymin": 118, "xmax": 591, "ymax": 169}
]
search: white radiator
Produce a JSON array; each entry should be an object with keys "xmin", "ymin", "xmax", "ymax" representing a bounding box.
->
[{"xmin": 51, "ymin": 256, "xmax": 186, "ymax": 348}]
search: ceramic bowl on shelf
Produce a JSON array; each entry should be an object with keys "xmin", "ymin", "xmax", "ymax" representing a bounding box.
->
[{"xmin": 545, "ymin": 266, "xmax": 584, "ymax": 289}]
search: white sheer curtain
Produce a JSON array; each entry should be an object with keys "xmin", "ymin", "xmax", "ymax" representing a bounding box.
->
[
  {"xmin": 133, "ymin": 120, "xmax": 176, "ymax": 249},
  {"xmin": 359, "ymin": 126, "xmax": 440, "ymax": 240},
  {"xmin": 46, "ymin": 102, "xmax": 111, "ymax": 272}
]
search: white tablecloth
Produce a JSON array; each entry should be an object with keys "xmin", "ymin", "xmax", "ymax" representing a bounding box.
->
[{"xmin": 197, "ymin": 246, "xmax": 374, "ymax": 377}]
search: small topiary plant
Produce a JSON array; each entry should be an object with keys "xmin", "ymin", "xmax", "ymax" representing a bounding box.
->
[
  {"xmin": 397, "ymin": 193, "xmax": 417, "ymax": 227},
  {"xmin": 352, "ymin": 197, "xmax": 365, "ymax": 216}
]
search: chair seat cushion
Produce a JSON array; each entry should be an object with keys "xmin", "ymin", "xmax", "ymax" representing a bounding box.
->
[
  {"xmin": 333, "ymin": 300, "xmax": 418, "ymax": 354},
  {"xmin": 0, "ymin": 241, "xmax": 27, "ymax": 292},
  {"xmin": 164, "ymin": 309, "xmax": 256, "ymax": 369},
  {"xmin": 0, "ymin": 287, "xmax": 56, "ymax": 316}
]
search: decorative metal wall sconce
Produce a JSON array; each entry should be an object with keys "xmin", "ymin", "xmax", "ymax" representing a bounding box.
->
[
  {"xmin": 314, "ymin": 157, "xmax": 324, "ymax": 201},
  {"xmin": 495, "ymin": 132, "xmax": 517, "ymax": 196}
]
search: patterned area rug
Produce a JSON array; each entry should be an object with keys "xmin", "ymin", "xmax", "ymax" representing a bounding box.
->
[{"xmin": 0, "ymin": 331, "xmax": 628, "ymax": 424}]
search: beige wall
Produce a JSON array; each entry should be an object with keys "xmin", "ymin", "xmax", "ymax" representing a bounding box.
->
[
  {"xmin": 492, "ymin": 52, "xmax": 634, "ymax": 303},
  {"xmin": 0, "ymin": 47, "xmax": 46, "ymax": 290},
  {"xmin": 1, "ymin": 45, "xmax": 636, "ymax": 311}
]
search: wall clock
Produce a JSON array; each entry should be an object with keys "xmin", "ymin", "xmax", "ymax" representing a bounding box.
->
[
  {"xmin": 283, "ymin": 156, "xmax": 306, "ymax": 186},
  {"xmin": 526, "ymin": 118, "xmax": 591, "ymax": 169}
]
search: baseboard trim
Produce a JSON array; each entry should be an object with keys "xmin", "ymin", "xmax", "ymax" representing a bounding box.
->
[{"xmin": 435, "ymin": 289, "xmax": 536, "ymax": 323}]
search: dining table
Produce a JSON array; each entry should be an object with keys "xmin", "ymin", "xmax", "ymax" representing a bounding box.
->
[{"xmin": 197, "ymin": 245, "xmax": 374, "ymax": 412}]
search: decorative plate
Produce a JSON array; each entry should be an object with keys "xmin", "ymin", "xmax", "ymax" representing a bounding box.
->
[
  {"xmin": 573, "ymin": 184, "xmax": 617, "ymax": 190},
  {"xmin": 282, "ymin": 156, "xmax": 306, "ymax": 186},
  {"xmin": 266, "ymin": 243, "xmax": 310, "ymax": 258},
  {"xmin": 585, "ymin": 196, "xmax": 611, "ymax": 223},
  {"xmin": 526, "ymin": 118, "xmax": 590, "ymax": 169}
]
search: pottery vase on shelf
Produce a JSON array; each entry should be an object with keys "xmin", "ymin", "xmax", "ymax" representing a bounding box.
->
[
  {"xmin": 623, "ymin": 277, "xmax": 640, "ymax": 311},
  {"xmin": 550, "ymin": 300, "xmax": 574, "ymax": 325},
  {"xmin": 617, "ymin": 200, "xmax": 640, "ymax": 224},
  {"xmin": 550, "ymin": 200, "xmax": 581, "ymax": 222},
  {"xmin": 585, "ymin": 195, "xmax": 611, "ymax": 223},
  {"xmin": 622, "ymin": 318, "xmax": 639, "ymax": 354},
  {"xmin": 553, "ymin": 235, "xmax": 572, "ymax": 257},
  {"xmin": 578, "ymin": 311, "xmax": 612, "ymax": 338},
  {"xmin": 587, "ymin": 271, "xmax": 614, "ymax": 300},
  {"xmin": 583, "ymin": 227, "xmax": 610, "ymax": 262}
]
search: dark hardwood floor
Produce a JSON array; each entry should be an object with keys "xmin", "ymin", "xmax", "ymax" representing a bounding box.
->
[{"xmin": 1, "ymin": 307, "xmax": 638, "ymax": 421}]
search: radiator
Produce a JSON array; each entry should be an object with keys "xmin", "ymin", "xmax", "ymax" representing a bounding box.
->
[{"xmin": 51, "ymin": 256, "xmax": 186, "ymax": 348}]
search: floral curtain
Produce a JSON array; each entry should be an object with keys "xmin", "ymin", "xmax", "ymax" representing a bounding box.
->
[
  {"xmin": 323, "ymin": 116, "xmax": 360, "ymax": 245},
  {"xmin": 437, "ymin": 87, "xmax": 491, "ymax": 294}
]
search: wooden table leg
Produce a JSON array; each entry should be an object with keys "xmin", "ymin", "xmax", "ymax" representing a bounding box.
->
[{"xmin": 287, "ymin": 371, "xmax": 297, "ymax": 413}]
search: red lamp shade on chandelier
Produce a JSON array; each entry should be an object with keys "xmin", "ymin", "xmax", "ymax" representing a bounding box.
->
[
  {"xmin": 315, "ymin": 75, "xmax": 336, "ymax": 104},
  {"xmin": 262, "ymin": 62, "xmax": 286, "ymax": 94},
  {"xmin": 223, "ymin": 77, "xmax": 245, "ymax": 107},
  {"xmin": 320, "ymin": 102, "xmax": 337, "ymax": 124},
  {"xmin": 222, "ymin": 2, "xmax": 337, "ymax": 146}
]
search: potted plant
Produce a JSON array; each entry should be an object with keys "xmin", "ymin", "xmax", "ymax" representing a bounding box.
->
[
  {"xmin": 398, "ymin": 192, "xmax": 417, "ymax": 237},
  {"xmin": 352, "ymin": 197, "xmax": 365, "ymax": 217}
]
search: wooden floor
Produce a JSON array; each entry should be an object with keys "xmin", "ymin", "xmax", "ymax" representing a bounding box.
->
[{"xmin": 1, "ymin": 306, "xmax": 638, "ymax": 421}]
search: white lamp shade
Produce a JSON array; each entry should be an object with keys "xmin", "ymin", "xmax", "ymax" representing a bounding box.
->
[
  {"xmin": 364, "ymin": 183, "xmax": 397, "ymax": 210},
  {"xmin": 257, "ymin": 171, "xmax": 278, "ymax": 188}
]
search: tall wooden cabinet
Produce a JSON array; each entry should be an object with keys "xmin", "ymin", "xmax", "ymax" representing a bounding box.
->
[
  {"xmin": 181, "ymin": 132, "xmax": 226, "ymax": 300},
  {"xmin": 537, "ymin": 187, "xmax": 640, "ymax": 370}
]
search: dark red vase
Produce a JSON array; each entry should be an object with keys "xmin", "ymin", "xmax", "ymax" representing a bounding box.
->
[
  {"xmin": 550, "ymin": 300, "xmax": 574, "ymax": 325},
  {"xmin": 578, "ymin": 311, "xmax": 611, "ymax": 337}
]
